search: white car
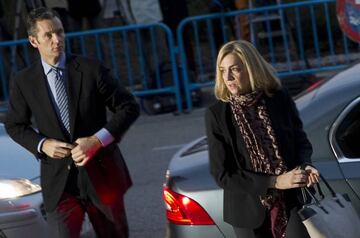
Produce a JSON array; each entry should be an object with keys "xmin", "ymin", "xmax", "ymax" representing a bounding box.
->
[{"xmin": 0, "ymin": 123, "xmax": 94, "ymax": 237}]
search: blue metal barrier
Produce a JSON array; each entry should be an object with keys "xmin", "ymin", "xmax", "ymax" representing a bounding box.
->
[
  {"xmin": 1, "ymin": 0, "xmax": 358, "ymax": 113},
  {"xmin": 177, "ymin": 0, "xmax": 353, "ymax": 111},
  {"xmin": 0, "ymin": 23, "xmax": 182, "ymax": 113},
  {"xmin": 0, "ymin": 38, "xmax": 29, "ymax": 112}
]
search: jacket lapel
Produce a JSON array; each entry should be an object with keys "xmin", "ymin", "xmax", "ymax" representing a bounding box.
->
[
  {"xmin": 221, "ymin": 103, "xmax": 249, "ymax": 166},
  {"xmin": 32, "ymin": 62, "xmax": 64, "ymax": 137},
  {"xmin": 66, "ymin": 56, "xmax": 82, "ymax": 141}
]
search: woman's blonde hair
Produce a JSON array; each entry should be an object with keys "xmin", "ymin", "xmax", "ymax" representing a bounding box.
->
[{"xmin": 214, "ymin": 40, "xmax": 282, "ymax": 102}]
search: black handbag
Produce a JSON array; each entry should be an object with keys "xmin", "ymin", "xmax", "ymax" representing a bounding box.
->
[{"xmin": 297, "ymin": 173, "xmax": 360, "ymax": 238}]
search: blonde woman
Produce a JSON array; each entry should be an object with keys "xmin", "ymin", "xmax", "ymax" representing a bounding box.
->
[{"xmin": 205, "ymin": 40, "xmax": 319, "ymax": 238}]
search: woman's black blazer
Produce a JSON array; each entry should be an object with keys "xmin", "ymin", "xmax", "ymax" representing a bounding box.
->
[{"xmin": 205, "ymin": 89, "xmax": 312, "ymax": 228}]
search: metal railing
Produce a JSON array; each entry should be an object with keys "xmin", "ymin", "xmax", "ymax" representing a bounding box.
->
[
  {"xmin": 177, "ymin": 0, "xmax": 354, "ymax": 110},
  {"xmin": 0, "ymin": 23, "xmax": 182, "ymax": 113},
  {"xmin": 1, "ymin": 0, "xmax": 358, "ymax": 113}
]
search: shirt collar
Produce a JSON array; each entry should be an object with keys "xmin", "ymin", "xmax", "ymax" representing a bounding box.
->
[{"xmin": 41, "ymin": 53, "xmax": 66, "ymax": 75}]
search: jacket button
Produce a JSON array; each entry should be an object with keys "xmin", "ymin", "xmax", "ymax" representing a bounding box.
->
[{"xmin": 67, "ymin": 165, "xmax": 71, "ymax": 170}]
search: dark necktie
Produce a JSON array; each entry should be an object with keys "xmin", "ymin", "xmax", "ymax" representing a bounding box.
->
[{"xmin": 53, "ymin": 67, "xmax": 70, "ymax": 134}]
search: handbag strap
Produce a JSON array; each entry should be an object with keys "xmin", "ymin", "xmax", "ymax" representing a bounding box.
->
[
  {"xmin": 300, "ymin": 184, "xmax": 323, "ymax": 205},
  {"xmin": 319, "ymin": 173, "xmax": 337, "ymax": 197},
  {"xmin": 301, "ymin": 186, "xmax": 320, "ymax": 205},
  {"xmin": 299, "ymin": 164, "xmax": 338, "ymax": 203},
  {"xmin": 299, "ymin": 164, "xmax": 348, "ymax": 213}
]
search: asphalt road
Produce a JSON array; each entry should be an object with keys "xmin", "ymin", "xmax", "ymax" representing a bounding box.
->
[{"xmin": 119, "ymin": 108, "xmax": 207, "ymax": 238}]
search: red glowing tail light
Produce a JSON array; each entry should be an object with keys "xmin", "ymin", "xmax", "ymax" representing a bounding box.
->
[{"xmin": 163, "ymin": 187, "xmax": 215, "ymax": 225}]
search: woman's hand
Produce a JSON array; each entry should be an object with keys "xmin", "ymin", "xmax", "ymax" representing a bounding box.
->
[
  {"xmin": 274, "ymin": 166, "xmax": 320, "ymax": 189},
  {"xmin": 304, "ymin": 165, "xmax": 320, "ymax": 187},
  {"xmin": 274, "ymin": 168, "xmax": 309, "ymax": 189}
]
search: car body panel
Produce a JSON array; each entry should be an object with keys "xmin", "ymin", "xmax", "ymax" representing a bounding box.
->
[
  {"xmin": 327, "ymin": 95, "xmax": 360, "ymax": 202},
  {"xmin": 0, "ymin": 125, "xmax": 39, "ymax": 179},
  {"xmin": 0, "ymin": 125, "xmax": 48, "ymax": 238},
  {"xmin": 0, "ymin": 123, "xmax": 95, "ymax": 237},
  {"xmin": 166, "ymin": 223, "xmax": 226, "ymax": 238},
  {"xmin": 337, "ymin": 161, "xmax": 360, "ymax": 211},
  {"xmin": 0, "ymin": 192, "xmax": 48, "ymax": 238}
]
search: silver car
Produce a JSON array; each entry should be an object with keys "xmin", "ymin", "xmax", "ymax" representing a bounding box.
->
[
  {"xmin": 0, "ymin": 123, "xmax": 94, "ymax": 237},
  {"xmin": 163, "ymin": 63, "xmax": 360, "ymax": 237}
]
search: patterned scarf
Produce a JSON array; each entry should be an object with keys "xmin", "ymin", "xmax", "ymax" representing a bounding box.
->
[{"xmin": 229, "ymin": 91, "xmax": 288, "ymax": 238}]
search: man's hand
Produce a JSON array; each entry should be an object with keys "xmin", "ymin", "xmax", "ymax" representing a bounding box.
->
[
  {"xmin": 274, "ymin": 168, "xmax": 309, "ymax": 190},
  {"xmin": 41, "ymin": 139, "xmax": 74, "ymax": 159},
  {"xmin": 71, "ymin": 136, "xmax": 102, "ymax": 167}
]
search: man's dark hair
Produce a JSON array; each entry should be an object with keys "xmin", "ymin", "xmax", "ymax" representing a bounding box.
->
[{"xmin": 26, "ymin": 7, "xmax": 59, "ymax": 37}]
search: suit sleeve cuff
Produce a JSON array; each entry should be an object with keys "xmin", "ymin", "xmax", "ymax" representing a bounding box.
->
[
  {"xmin": 37, "ymin": 138, "xmax": 47, "ymax": 153},
  {"xmin": 95, "ymin": 128, "xmax": 115, "ymax": 147}
]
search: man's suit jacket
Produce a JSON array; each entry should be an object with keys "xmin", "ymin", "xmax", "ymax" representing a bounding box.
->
[
  {"xmin": 205, "ymin": 89, "xmax": 312, "ymax": 228},
  {"xmin": 5, "ymin": 55, "xmax": 140, "ymax": 215}
]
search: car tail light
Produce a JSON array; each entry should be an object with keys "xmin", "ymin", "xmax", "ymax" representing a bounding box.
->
[{"xmin": 163, "ymin": 187, "xmax": 215, "ymax": 225}]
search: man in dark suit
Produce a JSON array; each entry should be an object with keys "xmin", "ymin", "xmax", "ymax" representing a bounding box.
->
[{"xmin": 5, "ymin": 7, "xmax": 139, "ymax": 238}]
